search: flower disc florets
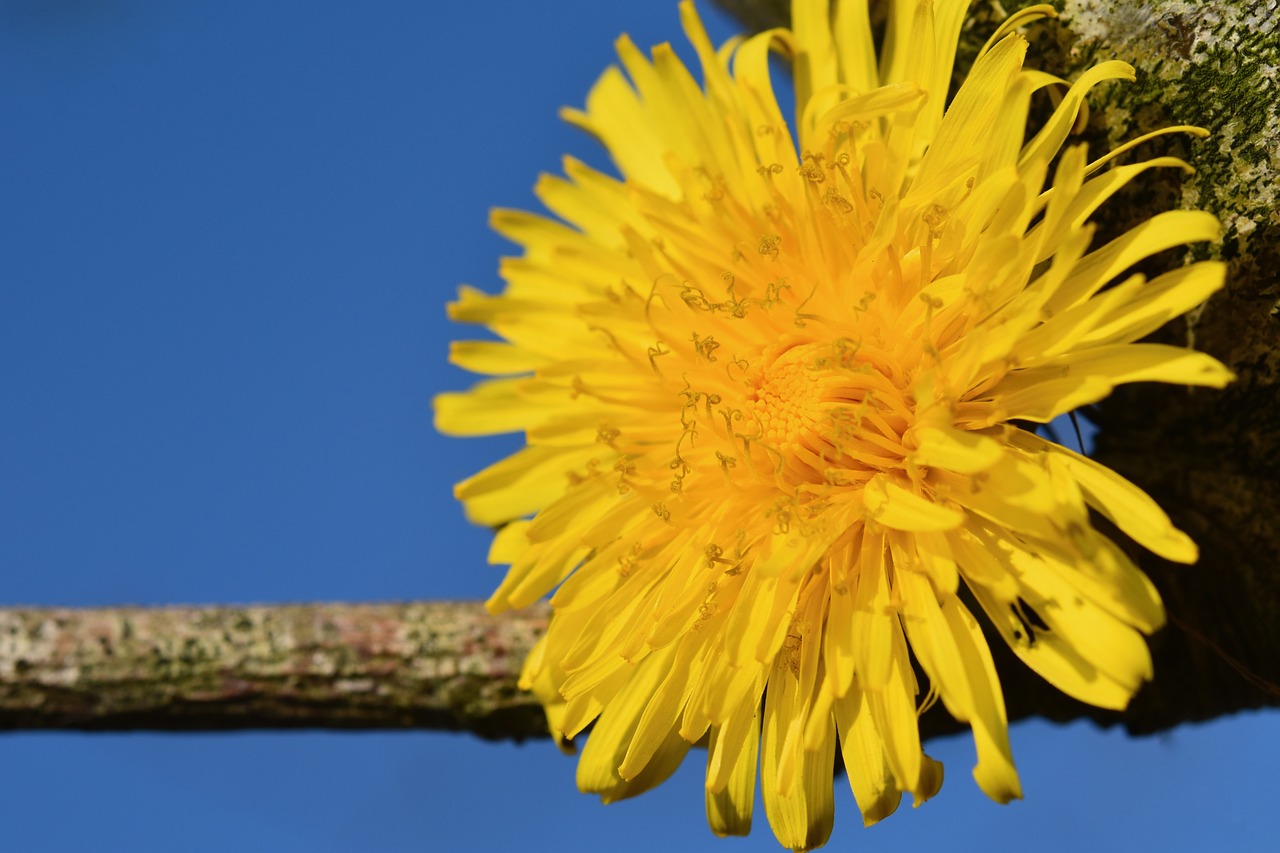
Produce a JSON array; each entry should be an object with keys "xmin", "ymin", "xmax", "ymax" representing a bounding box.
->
[{"xmin": 436, "ymin": 1, "xmax": 1231, "ymax": 850}]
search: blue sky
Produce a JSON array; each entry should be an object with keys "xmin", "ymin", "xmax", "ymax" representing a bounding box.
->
[{"xmin": 1, "ymin": 1, "xmax": 1274, "ymax": 850}]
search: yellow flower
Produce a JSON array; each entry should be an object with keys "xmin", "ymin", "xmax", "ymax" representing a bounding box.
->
[{"xmin": 436, "ymin": 1, "xmax": 1231, "ymax": 849}]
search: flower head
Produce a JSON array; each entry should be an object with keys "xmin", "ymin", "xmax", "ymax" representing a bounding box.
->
[{"xmin": 435, "ymin": 1, "xmax": 1231, "ymax": 849}]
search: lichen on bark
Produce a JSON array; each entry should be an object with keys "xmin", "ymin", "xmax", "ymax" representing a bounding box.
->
[
  {"xmin": 1060, "ymin": 0, "xmax": 1279, "ymax": 287},
  {"xmin": 0, "ymin": 603, "xmax": 552, "ymax": 738}
]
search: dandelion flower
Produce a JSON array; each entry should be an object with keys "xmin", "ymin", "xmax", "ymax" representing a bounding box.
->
[{"xmin": 435, "ymin": 1, "xmax": 1231, "ymax": 848}]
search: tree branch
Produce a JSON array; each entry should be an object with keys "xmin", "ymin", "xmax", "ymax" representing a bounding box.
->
[
  {"xmin": 0, "ymin": 596, "xmax": 1274, "ymax": 740},
  {"xmin": 0, "ymin": 602, "xmax": 549, "ymax": 739}
]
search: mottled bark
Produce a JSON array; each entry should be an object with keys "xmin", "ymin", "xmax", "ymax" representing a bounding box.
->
[{"xmin": 0, "ymin": 602, "xmax": 549, "ymax": 739}]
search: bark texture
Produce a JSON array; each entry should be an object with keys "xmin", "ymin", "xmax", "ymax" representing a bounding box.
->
[{"xmin": 0, "ymin": 602, "xmax": 549, "ymax": 739}]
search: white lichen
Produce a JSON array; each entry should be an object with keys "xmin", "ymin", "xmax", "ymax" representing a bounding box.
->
[{"xmin": 1063, "ymin": 0, "xmax": 1280, "ymax": 267}]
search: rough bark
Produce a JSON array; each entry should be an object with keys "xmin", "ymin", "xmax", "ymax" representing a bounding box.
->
[{"xmin": 0, "ymin": 602, "xmax": 549, "ymax": 739}]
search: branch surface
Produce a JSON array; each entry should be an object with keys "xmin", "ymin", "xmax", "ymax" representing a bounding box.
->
[
  {"xmin": 0, "ymin": 599, "xmax": 1273, "ymax": 739},
  {"xmin": 0, "ymin": 602, "xmax": 548, "ymax": 739}
]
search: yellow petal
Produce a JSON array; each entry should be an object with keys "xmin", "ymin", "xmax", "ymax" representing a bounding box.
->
[
  {"xmin": 1085, "ymin": 125, "xmax": 1209, "ymax": 175},
  {"xmin": 704, "ymin": 670, "xmax": 764, "ymax": 792},
  {"xmin": 897, "ymin": 570, "xmax": 1022, "ymax": 803},
  {"xmin": 525, "ymin": 479, "xmax": 615, "ymax": 543},
  {"xmin": 968, "ymin": 582, "xmax": 1133, "ymax": 710},
  {"xmin": 1009, "ymin": 274, "xmax": 1145, "ymax": 365},
  {"xmin": 489, "ymin": 207, "xmax": 603, "ymax": 257},
  {"xmin": 832, "ymin": 683, "xmax": 902, "ymax": 826},
  {"xmin": 433, "ymin": 378, "xmax": 539, "ymax": 436},
  {"xmin": 533, "ymin": 169, "xmax": 629, "ymax": 247},
  {"xmin": 761, "ymin": 655, "xmax": 836, "ymax": 853},
  {"xmin": 977, "ymin": 5, "xmax": 1057, "ymax": 60},
  {"xmin": 1007, "ymin": 544, "xmax": 1154, "ymax": 692},
  {"xmin": 549, "ymin": 536, "xmax": 642, "ymax": 612},
  {"xmin": 487, "ymin": 519, "xmax": 532, "ymax": 567},
  {"xmin": 939, "ymin": 452, "xmax": 1063, "ymax": 542},
  {"xmin": 1042, "ymin": 529, "xmax": 1165, "ymax": 633},
  {"xmin": 910, "ymin": 425, "xmax": 1004, "ymax": 473},
  {"xmin": 911, "ymin": 31, "xmax": 1027, "ymax": 197},
  {"xmin": 1020, "ymin": 60, "xmax": 1135, "ymax": 170},
  {"xmin": 864, "ymin": 621, "xmax": 927, "ymax": 797},
  {"xmin": 1034, "ymin": 157, "xmax": 1193, "ymax": 259},
  {"xmin": 455, "ymin": 444, "xmax": 599, "ymax": 526},
  {"xmin": 947, "ymin": 522, "xmax": 1020, "ymax": 599},
  {"xmin": 561, "ymin": 64, "xmax": 679, "ymax": 196},
  {"xmin": 983, "ymin": 373, "xmax": 1114, "ymax": 424},
  {"xmin": 618, "ymin": 639, "xmax": 699, "ymax": 781},
  {"xmin": 832, "ymin": 0, "xmax": 876, "ymax": 92},
  {"xmin": 731, "ymin": 27, "xmax": 799, "ymax": 171},
  {"xmin": 560, "ymin": 648, "xmax": 649, "ymax": 735},
  {"xmin": 1046, "ymin": 210, "xmax": 1220, "ymax": 314},
  {"xmin": 864, "ymin": 474, "xmax": 964, "ymax": 531},
  {"xmin": 754, "ymin": 517, "xmax": 843, "ymax": 579},
  {"xmin": 726, "ymin": 569, "xmax": 804, "ymax": 666},
  {"xmin": 576, "ymin": 646, "xmax": 675, "ymax": 796},
  {"xmin": 705, "ymin": 710, "xmax": 760, "ymax": 837},
  {"xmin": 1080, "ymin": 261, "xmax": 1227, "ymax": 347},
  {"xmin": 823, "ymin": 543, "xmax": 858, "ymax": 697},
  {"xmin": 792, "ymin": 0, "xmax": 840, "ymax": 134},
  {"xmin": 487, "ymin": 529, "xmax": 589, "ymax": 612},
  {"xmin": 604, "ymin": 726, "xmax": 692, "ymax": 805},
  {"xmin": 1009, "ymin": 428, "xmax": 1198, "ymax": 563},
  {"xmin": 910, "ymin": 529, "xmax": 960, "ymax": 598},
  {"xmin": 448, "ymin": 340, "xmax": 548, "ymax": 376},
  {"xmin": 1038, "ymin": 343, "xmax": 1234, "ymax": 388},
  {"xmin": 850, "ymin": 526, "xmax": 894, "ymax": 689}
]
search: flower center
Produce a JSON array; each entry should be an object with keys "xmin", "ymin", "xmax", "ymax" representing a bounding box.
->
[
  {"xmin": 752, "ymin": 343, "xmax": 826, "ymax": 455},
  {"xmin": 748, "ymin": 339, "xmax": 912, "ymax": 489}
]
